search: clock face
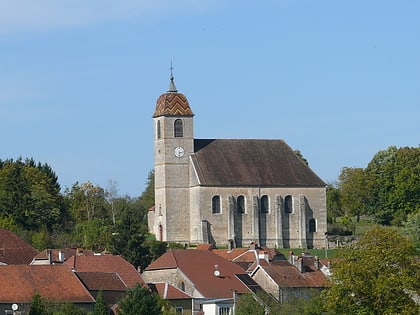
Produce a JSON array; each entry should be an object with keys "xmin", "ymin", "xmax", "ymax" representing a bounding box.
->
[{"xmin": 174, "ymin": 146, "xmax": 185, "ymax": 158}]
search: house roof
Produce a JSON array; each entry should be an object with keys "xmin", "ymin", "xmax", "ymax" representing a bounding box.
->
[
  {"xmin": 0, "ymin": 228, "xmax": 39, "ymax": 265},
  {"xmin": 0, "ymin": 265, "xmax": 95, "ymax": 303},
  {"xmin": 149, "ymin": 282, "xmax": 192, "ymax": 300},
  {"xmin": 191, "ymin": 139, "xmax": 325, "ymax": 187},
  {"xmin": 145, "ymin": 249, "xmax": 252, "ymax": 298},
  {"xmin": 32, "ymin": 248, "xmax": 95, "ymax": 264},
  {"xmin": 64, "ymin": 254, "xmax": 146, "ymax": 288},
  {"xmin": 257, "ymin": 260, "xmax": 330, "ymax": 288},
  {"xmin": 76, "ymin": 272, "xmax": 127, "ymax": 291}
]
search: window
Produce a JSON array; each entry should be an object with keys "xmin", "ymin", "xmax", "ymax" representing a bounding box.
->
[
  {"xmin": 309, "ymin": 218, "xmax": 316, "ymax": 233},
  {"xmin": 218, "ymin": 306, "xmax": 230, "ymax": 315},
  {"xmin": 157, "ymin": 120, "xmax": 161, "ymax": 139},
  {"xmin": 212, "ymin": 195, "xmax": 221, "ymax": 214},
  {"xmin": 285, "ymin": 195, "xmax": 293, "ymax": 213},
  {"xmin": 261, "ymin": 195, "xmax": 269, "ymax": 214},
  {"xmin": 175, "ymin": 307, "xmax": 183, "ymax": 314},
  {"xmin": 237, "ymin": 195, "xmax": 245, "ymax": 214},
  {"xmin": 174, "ymin": 119, "xmax": 183, "ymax": 137},
  {"xmin": 179, "ymin": 281, "xmax": 185, "ymax": 292}
]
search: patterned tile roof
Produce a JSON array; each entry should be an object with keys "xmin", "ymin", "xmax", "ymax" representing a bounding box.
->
[
  {"xmin": 0, "ymin": 228, "xmax": 39, "ymax": 265},
  {"xmin": 153, "ymin": 92, "xmax": 194, "ymax": 117},
  {"xmin": 192, "ymin": 139, "xmax": 326, "ymax": 186},
  {"xmin": 76, "ymin": 272, "xmax": 127, "ymax": 291},
  {"xmin": 64, "ymin": 254, "xmax": 146, "ymax": 288},
  {"xmin": 145, "ymin": 249, "xmax": 251, "ymax": 298},
  {"xmin": 0, "ymin": 265, "xmax": 95, "ymax": 303}
]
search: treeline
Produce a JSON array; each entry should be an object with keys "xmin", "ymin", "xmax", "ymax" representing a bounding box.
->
[
  {"xmin": 0, "ymin": 158, "xmax": 164, "ymax": 270},
  {"xmin": 327, "ymin": 145, "xmax": 419, "ymax": 230}
]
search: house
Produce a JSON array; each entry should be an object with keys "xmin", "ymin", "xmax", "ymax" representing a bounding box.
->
[
  {"xmin": 142, "ymin": 249, "xmax": 260, "ymax": 315},
  {"xmin": 76, "ymin": 271, "xmax": 128, "ymax": 310},
  {"xmin": 64, "ymin": 254, "xmax": 146, "ymax": 288},
  {"xmin": 0, "ymin": 228, "xmax": 39, "ymax": 265},
  {"xmin": 149, "ymin": 282, "xmax": 194, "ymax": 315},
  {"xmin": 250, "ymin": 253, "xmax": 330, "ymax": 303},
  {"xmin": 0, "ymin": 265, "xmax": 95, "ymax": 314},
  {"xmin": 31, "ymin": 248, "xmax": 95, "ymax": 265},
  {"xmin": 148, "ymin": 74, "xmax": 327, "ymax": 248}
]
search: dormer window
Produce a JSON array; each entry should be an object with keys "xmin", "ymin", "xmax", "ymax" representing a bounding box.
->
[{"xmin": 174, "ymin": 119, "xmax": 183, "ymax": 137}]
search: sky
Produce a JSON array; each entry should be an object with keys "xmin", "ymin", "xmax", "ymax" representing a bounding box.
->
[{"xmin": 1, "ymin": 0, "xmax": 419, "ymax": 197}]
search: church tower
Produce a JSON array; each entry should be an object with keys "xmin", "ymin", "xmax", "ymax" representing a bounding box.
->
[{"xmin": 151, "ymin": 72, "xmax": 194, "ymax": 243}]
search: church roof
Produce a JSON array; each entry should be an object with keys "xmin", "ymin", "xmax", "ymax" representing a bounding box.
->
[
  {"xmin": 153, "ymin": 75, "xmax": 194, "ymax": 117},
  {"xmin": 191, "ymin": 139, "xmax": 325, "ymax": 187}
]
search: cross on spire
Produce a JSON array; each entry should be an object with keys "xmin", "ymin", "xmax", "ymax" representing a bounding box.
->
[{"xmin": 168, "ymin": 61, "xmax": 178, "ymax": 93}]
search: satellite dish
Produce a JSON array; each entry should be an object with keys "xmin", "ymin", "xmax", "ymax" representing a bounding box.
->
[
  {"xmin": 214, "ymin": 269, "xmax": 220, "ymax": 277},
  {"xmin": 12, "ymin": 304, "xmax": 18, "ymax": 311}
]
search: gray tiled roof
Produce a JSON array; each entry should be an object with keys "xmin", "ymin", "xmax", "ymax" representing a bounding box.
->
[{"xmin": 192, "ymin": 139, "xmax": 325, "ymax": 187}]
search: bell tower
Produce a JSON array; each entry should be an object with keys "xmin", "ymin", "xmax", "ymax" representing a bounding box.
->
[{"xmin": 151, "ymin": 71, "xmax": 194, "ymax": 243}]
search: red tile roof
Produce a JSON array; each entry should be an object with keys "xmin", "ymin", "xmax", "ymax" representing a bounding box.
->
[
  {"xmin": 145, "ymin": 249, "xmax": 251, "ymax": 298},
  {"xmin": 150, "ymin": 282, "xmax": 192, "ymax": 300},
  {"xmin": 0, "ymin": 265, "xmax": 94, "ymax": 303},
  {"xmin": 257, "ymin": 260, "xmax": 330, "ymax": 288},
  {"xmin": 33, "ymin": 248, "xmax": 94, "ymax": 264},
  {"xmin": 76, "ymin": 272, "xmax": 127, "ymax": 291},
  {"xmin": 0, "ymin": 229, "xmax": 39, "ymax": 265},
  {"xmin": 64, "ymin": 254, "xmax": 146, "ymax": 288}
]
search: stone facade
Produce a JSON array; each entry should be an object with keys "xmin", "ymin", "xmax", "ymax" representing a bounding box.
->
[{"xmin": 149, "ymin": 75, "xmax": 327, "ymax": 248}]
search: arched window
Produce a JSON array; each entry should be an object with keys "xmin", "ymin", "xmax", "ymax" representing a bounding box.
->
[
  {"xmin": 261, "ymin": 195, "xmax": 269, "ymax": 214},
  {"xmin": 285, "ymin": 195, "xmax": 293, "ymax": 213},
  {"xmin": 179, "ymin": 281, "xmax": 185, "ymax": 292},
  {"xmin": 237, "ymin": 195, "xmax": 245, "ymax": 214},
  {"xmin": 212, "ymin": 195, "xmax": 221, "ymax": 214},
  {"xmin": 156, "ymin": 120, "xmax": 161, "ymax": 139},
  {"xmin": 174, "ymin": 119, "xmax": 183, "ymax": 137},
  {"xmin": 309, "ymin": 218, "xmax": 316, "ymax": 233}
]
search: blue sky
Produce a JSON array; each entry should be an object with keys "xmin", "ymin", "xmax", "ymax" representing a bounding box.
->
[{"xmin": 1, "ymin": 0, "xmax": 419, "ymax": 197}]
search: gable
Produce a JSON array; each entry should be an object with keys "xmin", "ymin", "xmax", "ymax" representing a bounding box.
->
[{"xmin": 192, "ymin": 139, "xmax": 325, "ymax": 187}]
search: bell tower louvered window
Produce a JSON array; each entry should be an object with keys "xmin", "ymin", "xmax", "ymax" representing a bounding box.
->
[{"xmin": 174, "ymin": 119, "xmax": 183, "ymax": 137}]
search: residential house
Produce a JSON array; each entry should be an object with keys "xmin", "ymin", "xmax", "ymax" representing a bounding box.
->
[
  {"xmin": 250, "ymin": 253, "xmax": 330, "ymax": 303},
  {"xmin": 0, "ymin": 265, "xmax": 95, "ymax": 314},
  {"xmin": 0, "ymin": 228, "xmax": 39, "ymax": 265},
  {"xmin": 142, "ymin": 249, "xmax": 260, "ymax": 315},
  {"xmin": 149, "ymin": 282, "xmax": 193, "ymax": 315},
  {"xmin": 31, "ymin": 248, "xmax": 94, "ymax": 265}
]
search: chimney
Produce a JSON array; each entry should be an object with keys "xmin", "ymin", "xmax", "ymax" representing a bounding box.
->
[
  {"xmin": 250, "ymin": 242, "xmax": 257, "ymax": 250},
  {"xmin": 297, "ymin": 258, "xmax": 304, "ymax": 273},
  {"xmin": 58, "ymin": 251, "xmax": 64, "ymax": 263},
  {"xmin": 288, "ymin": 251, "xmax": 294, "ymax": 264},
  {"xmin": 258, "ymin": 251, "xmax": 269, "ymax": 263},
  {"xmin": 48, "ymin": 250, "xmax": 52, "ymax": 264},
  {"xmin": 314, "ymin": 256, "xmax": 321, "ymax": 270}
]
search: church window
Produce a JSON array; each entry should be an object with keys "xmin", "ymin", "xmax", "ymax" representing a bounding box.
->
[
  {"xmin": 237, "ymin": 195, "xmax": 245, "ymax": 214},
  {"xmin": 261, "ymin": 195, "xmax": 269, "ymax": 213},
  {"xmin": 174, "ymin": 119, "xmax": 183, "ymax": 137},
  {"xmin": 157, "ymin": 120, "xmax": 161, "ymax": 139},
  {"xmin": 285, "ymin": 195, "xmax": 293, "ymax": 213},
  {"xmin": 309, "ymin": 218, "xmax": 316, "ymax": 233},
  {"xmin": 212, "ymin": 195, "xmax": 221, "ymax": 214}
]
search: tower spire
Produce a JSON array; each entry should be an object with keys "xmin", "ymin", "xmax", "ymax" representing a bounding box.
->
[{"xmin": 168, "ymin": 61, "xmax": 178, "ymax": 93}]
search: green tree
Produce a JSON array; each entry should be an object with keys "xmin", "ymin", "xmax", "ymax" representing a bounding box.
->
[
  {"xmin": 29, "ymin": 293, "xmax": 49, "ymax": 315},
  {"xmin": 90, "ymin": 290, "xmax": 108, "ymax": 315},
  {"xmin": 324, "ymin": 226, "xmax": 420, "ymax": 314},
  {"xmin": 338, "ymin": 167, "xmax": 370, "ymax": 222},
  {"xmin": 118, "ymin": 284, "xmax": 161, "ymax": 315},
  {"xmin": 366, "ymin": 146, "xmax": 420, "ymax": 225},
  {"xmin": 236, "ymin": 293, "xmax": 265, "ymax": 315},
  {"xmin": 326, "ymin": 182, "xmax": 342, "ymax": 223}
]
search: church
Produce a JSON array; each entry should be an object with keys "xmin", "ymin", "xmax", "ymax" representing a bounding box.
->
[{"xmin": 148, "ymin": 73, "xmax": 327, "ymax": 249}]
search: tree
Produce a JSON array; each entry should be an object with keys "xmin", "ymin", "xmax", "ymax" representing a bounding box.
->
[
  {"xmin": 91, "ymin": 290, "xmax": 108, "ymax": 315},
  {"xmin": 324, "ymin": 226, "xmax": 420, "ymax": 314},
  {"xmin": 326, "ymin": 182, "xmax": 342, "ymax": 223},
  {"xmin": 338, "ymin": 167, "xmax": 370, "ymax": 222},
  {"xmin": 236, "ymin": 293, "xmax": 265, "ymax": 315},
  {"xmin": 29, "ymin": 293, "xmax": 49, "ymax": 315},
  {"xmin": 118, "ymin": 284, "xmax": 161, "ymax": 315}
]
